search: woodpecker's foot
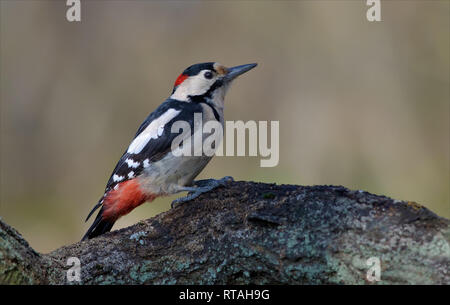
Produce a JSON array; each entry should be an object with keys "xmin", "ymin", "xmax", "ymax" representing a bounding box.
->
[{"xmin": 171, "ymin": 176, "xmax": 234, "ymax": 208}]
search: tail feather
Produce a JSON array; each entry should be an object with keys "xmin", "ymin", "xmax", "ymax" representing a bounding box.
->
[
  {"xmin": 85, "ymin": 201, "xmax": 102, "ymax": 222},
  {"xmin": 82, "ymin": 207, "xmax": 116, "ymax": 241},
  {"xmin": 82, "ymin": 179, "xmax": 157, "ymax": 240}
]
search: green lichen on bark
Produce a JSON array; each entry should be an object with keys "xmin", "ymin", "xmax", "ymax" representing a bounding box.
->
[
  {"xmin": 1, "ymin": 182, "xmax": 449, "ymax": 284},
  {"xmin": 0, "ymin": 216, "xmax": 56, "ymax": 284}
]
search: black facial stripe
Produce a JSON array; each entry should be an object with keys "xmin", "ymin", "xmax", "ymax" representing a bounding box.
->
[
  {"xmin": 188, "ymin": 78, "xmax": 223, "ymax": 121},
  {"xmin": 201, "ymin": 101, "xmax": 220, "ymax": 121}
]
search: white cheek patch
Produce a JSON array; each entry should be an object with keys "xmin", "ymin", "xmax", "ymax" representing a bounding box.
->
[
  {"xmin": 127, "ymin": 109, "xmax": 181, "ymax": 154},
  {"xmin": 170, "ymin": 71, "xmax": 215, "ymax": 101}
]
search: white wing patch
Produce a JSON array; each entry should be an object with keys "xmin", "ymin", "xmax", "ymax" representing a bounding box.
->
[
  {"xmin": 125, "ymin": 158, "xmax": 140, "ymax": 168},
  {"xmin": 113, "ymin": 174, "xmax": 124, "ymax": 182},
  {"xmin": 157, "ymin": 125, "xmax": 164, "ymax": 137},
  {"xmin": 127, "ymin": 109, "xmax": 181, "ymax": 154},
  {"xmin": 143, "ymin": 159, "xmax": 150, "ymax": 168}
]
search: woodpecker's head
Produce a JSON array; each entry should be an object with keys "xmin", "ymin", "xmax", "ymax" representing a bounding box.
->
[{"xmin": 170, "ymin": 62, "xmax": 257, "ymax": 104}]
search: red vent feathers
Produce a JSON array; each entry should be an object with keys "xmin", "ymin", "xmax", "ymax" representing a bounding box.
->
[
  {"xmin": 174, "ymin": 74, "xmax": 188, "ymax": 87},
  {"xmin": 102, "ymin": 179, "xmax": 156, "ymax": 220}
]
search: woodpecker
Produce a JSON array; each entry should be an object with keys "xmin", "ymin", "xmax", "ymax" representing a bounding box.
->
[{"xmin": 82, "ymin": 62, "xmax": 257, "ymax": 240}]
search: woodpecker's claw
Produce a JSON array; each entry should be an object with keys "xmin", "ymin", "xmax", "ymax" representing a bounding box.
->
[{"xmin": 171, "ymin": 176, "xmax": 234, "ymax": 208}]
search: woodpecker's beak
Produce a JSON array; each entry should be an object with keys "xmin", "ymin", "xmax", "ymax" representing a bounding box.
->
[{"xmin": 224, "ymin": 63, "xmax": 257, "ymax": 82}]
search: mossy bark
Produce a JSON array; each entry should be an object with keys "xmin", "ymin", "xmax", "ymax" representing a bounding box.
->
[{"xmin": 1, "ymin": 182, "xmax": 449, "ymax": 284}]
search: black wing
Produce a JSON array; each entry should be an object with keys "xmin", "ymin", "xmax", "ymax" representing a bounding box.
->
[{"xmin": 85, "ymin": 99, "xmax": 202, "ymax": 221}]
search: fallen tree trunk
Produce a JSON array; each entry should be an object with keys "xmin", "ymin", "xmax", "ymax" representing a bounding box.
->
[{"xmin": 1, "ymin": 181, "xmax": 449, "ymax": 284}]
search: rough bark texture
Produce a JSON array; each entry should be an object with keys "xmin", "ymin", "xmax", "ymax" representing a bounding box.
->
[{"xmin": 1, "ymin": 181, "xmax": 449, "ymax": 284}]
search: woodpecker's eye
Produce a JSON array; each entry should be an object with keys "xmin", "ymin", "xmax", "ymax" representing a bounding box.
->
[{"xmin": 204, "ymin": 71, "xmax": 213, "ymax": 79}]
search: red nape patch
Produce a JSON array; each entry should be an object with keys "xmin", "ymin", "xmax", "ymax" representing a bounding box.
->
[
  {"xmin": 102, "ymin": 179, "xmax": 158, "ymax": 220},
  {"xmin": 174, "ymin": 73, "xmax": 188, "ymax": 87}
]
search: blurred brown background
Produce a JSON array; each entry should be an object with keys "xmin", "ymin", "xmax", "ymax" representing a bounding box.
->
[{"xmin": 1, "ymin": 0, "xmax": 449, "ymax": 253}]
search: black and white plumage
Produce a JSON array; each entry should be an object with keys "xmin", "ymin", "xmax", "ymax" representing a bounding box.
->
[{"xmin": 83, "ymin": 62, "xmax": 257, "ymax": 240}]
